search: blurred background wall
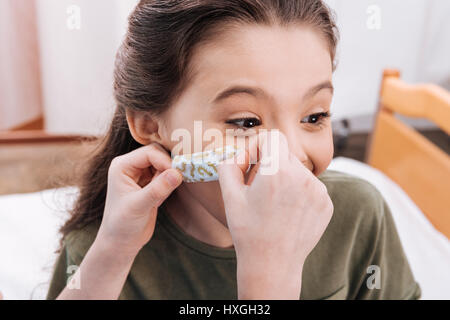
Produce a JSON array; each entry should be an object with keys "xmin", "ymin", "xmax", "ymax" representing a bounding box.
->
[
  {"xmin": 34, "ymin": 0, "xmax": 138, "ymax": 135},
  {"xmin": 1, "ymin": 0, "xmax": 449, "ymax": 135},
  {"xmin": 0, "ymin": 0, "xmax": 43, "ymax": 130},
  {"xmin": 327, "ymin": 0, "xmax": 450, "ymax": 132}
]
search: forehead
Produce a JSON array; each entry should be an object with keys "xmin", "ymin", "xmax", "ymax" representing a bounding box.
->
[{"xmin": 187, "ymin": 24, "xmax": 333, "ymax": 97}]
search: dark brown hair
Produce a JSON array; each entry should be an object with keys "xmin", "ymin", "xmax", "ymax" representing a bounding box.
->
[{"xmin": 59, "ymin": 0, "xmax": 339, "ymax": 246}]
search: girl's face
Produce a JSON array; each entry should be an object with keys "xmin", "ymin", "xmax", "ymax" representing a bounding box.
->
[
  {"xmin": 130, "ymin": 24, "xmax": 334, "ymax": 225},
  {"xmin": 160, "ymin": 23, "xmax": 334, "ymax": 176}
]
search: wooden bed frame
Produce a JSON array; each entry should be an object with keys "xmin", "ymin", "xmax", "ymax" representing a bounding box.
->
[
  {"xmin": 0, "ymin": 116, "xmax": 98, "ymax": 144},
  {"xmin": 365, "ymin": 69, "xmax": 450, "ymax": 239}
]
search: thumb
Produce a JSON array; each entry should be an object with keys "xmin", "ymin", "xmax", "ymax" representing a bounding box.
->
[{"xmin": 138, "ymin": 168, "xmax": 182, "ymax": 208}]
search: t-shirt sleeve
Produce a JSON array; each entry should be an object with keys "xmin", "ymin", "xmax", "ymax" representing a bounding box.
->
[
  {"xmin": 46, "ymin": 241, "xmax": 81, "ymax": 300},
  {"xmin": 355, "ymin": 196, "xmax": 421, "ymax": 300},
  {"xmin": 46, "ymin": 222, "xmax": 101, "ymax": 299},
  {"xmin": 46, "ymin": 244, "xmax": 69, "ymax": 300}
]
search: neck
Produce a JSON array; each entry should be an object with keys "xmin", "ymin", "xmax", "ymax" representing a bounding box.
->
[{"xmin": 162, "ymin": 183, "xmax": 234, "ymax": 249}]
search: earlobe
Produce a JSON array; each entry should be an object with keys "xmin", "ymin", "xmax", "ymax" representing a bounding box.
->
[{"xmin": 125, "ymin": 110, "xmax": 162, "ymax": 146}]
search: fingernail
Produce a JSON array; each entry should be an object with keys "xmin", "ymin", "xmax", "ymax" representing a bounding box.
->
[{"xmin": 166, "ymin": 170, "xmax": 181, "ymax": 187}]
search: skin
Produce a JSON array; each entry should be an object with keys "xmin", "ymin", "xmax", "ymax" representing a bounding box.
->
[
  {"xmin": 131, "ymin": 23, "xmax": 334, "ymax": 249},
  {"xmin": 57, "ymin": 23, "xmax": 335, "ymax": 300}
]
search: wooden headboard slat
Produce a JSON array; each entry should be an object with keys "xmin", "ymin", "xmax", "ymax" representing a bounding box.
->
[
  {"xmin": 367, "ymin": 69, "xmax": 450, "ymax": 239},
  {"xmin": 0, "ymin": 130, "xmax": 99, "ymax": 144},
  {"xmin": 382, "ymin": 78, "xmax": 450, "ymax": 135},
  {"xmin": 368, "ymin": 109, "xmax": 450, "ymax": 238}
]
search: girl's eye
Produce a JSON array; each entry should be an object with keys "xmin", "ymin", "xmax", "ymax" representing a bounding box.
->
[
  {"xmin": 225, "ymin": 117, "xmax": 261, "ymax": 129},
  {"xmin": 225, "ymin": 112, "xmax": 331, "ymax": 130},
  {"xmin": 300, "ymin": 112, "xmax": 332, "ymax": 127}
]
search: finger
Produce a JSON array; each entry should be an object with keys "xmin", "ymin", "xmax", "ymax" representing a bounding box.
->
[
  {"xmin": 233, "ymin": 132, "xmax": 282, "ymax": 186},
  {"xmin": 137, "ymin": 167, "xmax": 153, "ymax": 188},
  {"xmin": 245, "ymin": 161, "xmax": 261, "ymax": 185},
  {"xmin": 254, "ymin": 130, "xmax": 290, "ymax": 179},
  {"xmin": 112, "ymin": 143, "xmax": 172, "ymax": 182},
  {"xmin": 289, "ymin": 152, "xmax": 314, "ymax": 177},
  {"xmin": 235, "ymin": 145, "xmax": 252, "ymax": 176},
  {"xmin": 137, "ymin": 168, "xmax": 182, "ymax": 207},
  {"xmin": 239, "ymin": 135, "xmax": 260, "ymax": 185},
  {"xmin": 217, "ymin": 146, "xmax": 249, "ymax": 201}
]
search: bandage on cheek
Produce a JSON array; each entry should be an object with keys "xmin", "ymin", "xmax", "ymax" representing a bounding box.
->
[{"xmin": 171, "ymin": 145, "xmax": 248, "ymax": 183}]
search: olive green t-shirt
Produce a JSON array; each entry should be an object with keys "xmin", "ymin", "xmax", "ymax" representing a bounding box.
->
[{"xmin": 46, "ymin": 169, "xmax": 421, "ymax": 300}]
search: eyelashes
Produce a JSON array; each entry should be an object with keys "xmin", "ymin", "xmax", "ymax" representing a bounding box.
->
[
  {"xmin": 225, "ymin": 111, "xmax": 332, "ymax": 130},
  {"xmin": 300, "ymin": 111, "xmax": 332, "ymax": 127},
  {"xmin": 225, "ymin": 117, "xmax": 262, "ymax": 129}
]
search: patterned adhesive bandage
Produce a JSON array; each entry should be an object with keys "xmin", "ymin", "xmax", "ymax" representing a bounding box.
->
[{"xmin": 171, "ymin": 145, "xmax": 244, "ymax": 183}]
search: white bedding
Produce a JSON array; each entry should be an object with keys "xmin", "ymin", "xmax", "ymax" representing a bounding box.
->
[
  {"xmin": 0, "ymin": 157, "xmax": 449, "ymax": 299},
  {"xmin": 328, "ymin": 157, "xmax": 450, "ymax": 299},
  {"xmin": 0, "ymin": 187, "xmax": 76, "ymax": 300}
]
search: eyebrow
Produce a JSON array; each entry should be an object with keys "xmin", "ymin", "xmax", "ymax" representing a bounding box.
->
[{"xmin": 211, "ymin": 80, "xmax": 334, "ymax": 104}]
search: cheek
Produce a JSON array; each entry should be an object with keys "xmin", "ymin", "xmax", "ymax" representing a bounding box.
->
[
  {"xmin": 161, "ymin": 119, "xmax": 230, "ymax": 157},
  {"xmin": 309, "ymin": 129, "xmax": 334, "ymax": 176},
  {"xmin": 159, "ymin": 109, "xmax": 199, "ymax": 153}
]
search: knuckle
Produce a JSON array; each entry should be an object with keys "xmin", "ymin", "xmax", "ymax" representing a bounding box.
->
[
  {"xmin": 301, "ymin": 176, "xmax": 313, "ymax": 188},
  {"xmin": 109, "ymin": 156, "xmax": 124, "ymax": 172},
  {"xmin": 318, "ymin": 182, "xmax": 329, "ymax": 195},
  {"xmin": 147, "ymin": 142, "xmax": 158, "ymax": 152},
  {"xmin": 148, "ymin": 142, "xmax": 165, "ymax": 154}
]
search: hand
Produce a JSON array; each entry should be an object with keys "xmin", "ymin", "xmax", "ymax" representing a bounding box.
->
[
  {"xmin": 96, "ymin": 142, "xmax": 183, "ymax": 259},
  {"xmin": 217, "ymin": 131, "xmax": 334, "ymax": 298}
]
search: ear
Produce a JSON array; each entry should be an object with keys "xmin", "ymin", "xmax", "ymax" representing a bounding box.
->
[{"xmin": 126, "ymin": 109, "xmax": 163, "ymax": 146}]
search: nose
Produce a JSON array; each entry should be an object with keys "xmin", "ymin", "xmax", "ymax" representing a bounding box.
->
[{"xmin": 277, "ymin": 126, "xmax": 314, "ymax": 172}]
